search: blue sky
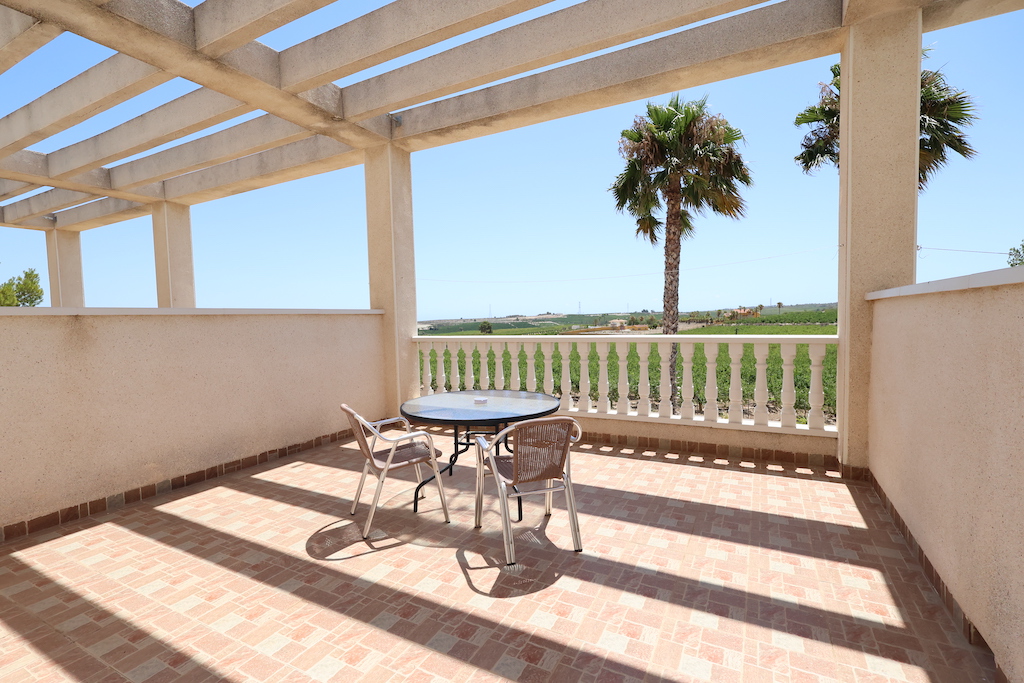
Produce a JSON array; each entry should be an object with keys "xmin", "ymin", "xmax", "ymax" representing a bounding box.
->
[{"xmin": 0, "ymin": 3, "xmax": 1020, "ymax": 320}]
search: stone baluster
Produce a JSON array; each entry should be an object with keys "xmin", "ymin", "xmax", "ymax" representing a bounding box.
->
[
  {"xmin": 728, "ymin": 342, "xmax": 744, "ymax": 423},
  {"xmin": 780, "ymin": 343, "xmax": 797, "ymax": 428},
  {"xmin": 678, "ymin": 342, "xmax": 694, "ymax": 420},
  {"xmin": 510, "ymin": 342, "xmax": 521, "ymax": 391},
  {"xmin": 657, "ymin": 340, "xmax": 671, "ymax": 418},
  {"xmin": 703, "ymin": 343, "xmax": 718, "ymax": 423},
  {"xmin": 554, "ymin": 343, "xmax": 568, "ymax": 410},
  {"xmin": 617, "ymin": 342, "xmax": 630, "ymax": 415},
  {"xmin": 542, "ymin": 342, "xmax": 554, "ymax": 396},
  {"xmin": 481, "ymin": 342, "xmax": 491, "ymax": 390},
  {"xmin": 640, "ymin": 343, "xmax": 652, "ymax": 417},
  {"xmin": 526, "ymin": 342, "xmax": 537, "ymax": 392},
  {"xmin": 808, "ymin": 343, "xmax": 827, "ymax": 430},
  {"xmin": 753, "ymin": 343, "xmax": 769, "ymax": 425},
  {"xmin": 441, "ymin": 343, "xmax": 452, "ymax": 393},
  {"xmin": 461, "ymin": 341, "xmax": 473, "ymax": 390},
  {"xmin": 577, "ymin": 343, "xmax": 591, "ymax": 413},
  {"xmin": 495, "ymin": 342, "xmax": 506, "ymax": 390},
  {"xmin": 597, "ymin": 342, "xmax": 611, "ymax": 413}
]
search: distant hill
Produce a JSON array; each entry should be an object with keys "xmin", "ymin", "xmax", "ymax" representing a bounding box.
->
[{"xmin": 419, "ymin": 304, "xmax": 838, "ymax": 335}]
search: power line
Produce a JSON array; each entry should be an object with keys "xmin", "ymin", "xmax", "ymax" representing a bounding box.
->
[
  {"xmin": 917, "ymin": 246, "xmax": 1008, "ymax": 255},
  {"xmin": 419, "ymin": 246, "xmax": 837, "ymax": 284}
]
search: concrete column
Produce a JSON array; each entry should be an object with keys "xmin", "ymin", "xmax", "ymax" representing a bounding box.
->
[
  {"xmin": 44, "ymin": 229, "xmax": 84, "ymax": 307},
  {"xmin": 837, "ymin": 9, "xmax": 921, "ymax": 470},
  {"xmin": 152, "ymin": 201, "xmax": 196, "ymax": 308},
  {"xmin": 365, "ymin": 143, "xmax": 417, "ymax": 415}
]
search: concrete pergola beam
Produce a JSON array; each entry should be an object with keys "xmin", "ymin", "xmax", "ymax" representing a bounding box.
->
[
  {"xmin": 0, "ymin": 7, "xmax": 62, "ymax": 76},
  {"xmin": 109, "ymin": 114, "xmax": 311, "ymax": 190},
  {"xmin": 193, "ymin": 0, "xmax": 336, "ymax": 56},
  {"xmin": 278, "ymin": 0, "xmax": 555, "ymax": 93},
  {"xmin": 0, "ymin": 179, "xmax": 38, "ymax": 202},
  {"xmin": 2, "ymin": 188, "xmax": 97, "ymax": 223},
  {"xmin": 341, "ymin": 0, "xmax": 764, "ymax": 122},
  {"xmin": 48, "ymin": 197, "xmax": 148, "ymax": 232},
  {"xmin": 0, "ymin": 0, "xmax": 387, "ymax": 149},
  {"xmin": 395, "ymin": 0, "xmax": 845, "ymax": 151},
  {"xmin": 0, "ymin": 150, "xmax": 163, "ymax": 203},
  {"xmin": 922, "ymin": 0, "xmax": 1024, "ymax": 29},
  {"xmin": 34, "ymin": 0, "xmax": 547, "ymax": 186},
  {"xmin": 46, "ymin": 89, "xmax": 250, "ymax": 179},
  {"xmin": 0, "ymin": 54, "xmax": 170, "ymax": 160},
  {"xmin": 162, "ymin": 136, "xmax": 361, "ymax": 205}
]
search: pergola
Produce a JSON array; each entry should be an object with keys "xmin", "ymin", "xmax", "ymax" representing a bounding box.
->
[{"xmin": 1, "ymin": 0, "xmax": 1023, "ymax": 675}]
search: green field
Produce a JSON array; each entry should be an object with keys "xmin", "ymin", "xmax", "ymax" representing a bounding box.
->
[{"xmin": 419, "ymin": 324, "xmax": 838, "ymax": 418}]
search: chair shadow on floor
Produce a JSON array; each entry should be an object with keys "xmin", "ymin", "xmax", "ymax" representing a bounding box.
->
[
  {"xmin": 455, "ymin": 515, "xmax": 566, "ymax": 598},
  {"xmin": 302, "ymin": 460, "xmax": 574, "ymax": 599}
]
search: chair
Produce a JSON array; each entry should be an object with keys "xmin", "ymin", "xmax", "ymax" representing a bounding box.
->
[
  {"xmin": 341, "ymin": 404, "xmax": 451, "ymax": 539},
  {"xmin": 474, "ymin": 416, "xmax": 583, "ymax": 565}
]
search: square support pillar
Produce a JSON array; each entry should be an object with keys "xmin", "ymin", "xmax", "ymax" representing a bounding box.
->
[
  {"xmin": 44, "ymin": 229, "xmax": 84, "ymax": 307},
  {"xmin": 152, "ymin": 201, "xmax": 196, "ymax": 308},
  {"xmin": 365, "ymin": 144, "xmax": 418, "ymax": 415},
  {"xmin": 837, "ymin": 9, "xmax": 921, "ymax": 470}
]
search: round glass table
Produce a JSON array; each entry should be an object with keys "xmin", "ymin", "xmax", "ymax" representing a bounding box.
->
[{"xmin": 400, "ymin": 389, "xmax": 560, "ymax": 510}]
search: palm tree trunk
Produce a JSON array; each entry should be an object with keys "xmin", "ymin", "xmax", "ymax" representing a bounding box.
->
[{"xmin": 662, "ymin": 175, "xmax": 682, "ymax": 410}]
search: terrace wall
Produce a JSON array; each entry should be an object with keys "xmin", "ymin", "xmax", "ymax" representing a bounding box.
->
[
  {"xmin": 867, "ymin": 269, "xmax": 1024, "ymax": 680},
  {"xmin": 0, "ymin": 309, "xmax": 385, "ymax": 529}
]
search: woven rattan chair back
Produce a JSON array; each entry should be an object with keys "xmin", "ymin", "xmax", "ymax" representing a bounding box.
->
[
  {"xmin": 340, "ymin": 403, "xmax": 374, "ymax": 466},
  {"xmin": 510, "ymin": 417, "xmax": 576, "ymax": 485}
]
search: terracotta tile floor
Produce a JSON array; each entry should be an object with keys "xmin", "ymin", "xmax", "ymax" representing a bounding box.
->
[{"xmin": 0, "ymin": 429, "xmax": 996, "ymax": 682}]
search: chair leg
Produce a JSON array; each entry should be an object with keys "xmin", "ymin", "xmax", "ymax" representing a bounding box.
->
[
  {"xmin": 351, "ymin": 461, "xmax": 369, "ymax": 515},
  {"xmin": 362, "ymin": 472, "xmax": 387, "ymax": 539},
  {"xmin": 413, "ymin": 462, "xmax": 426, "ymax": 499},
  {"xmin": 563, "ymin": 473, "xmax": 583, "ymax": 552},
  {"xmin": 474, "ymin": 454, "xmax": 484, "ymax": 529},
  {"xmin": 496, "ymin": 482, "xmax": 516, "ymax": 565},
  {"xmin": 544, "ymin": 479, "xmax": 553, "ymax": 516},
  {"xmin": 428, "ymin": 455, "xmax": 451, "ymax": 523}
]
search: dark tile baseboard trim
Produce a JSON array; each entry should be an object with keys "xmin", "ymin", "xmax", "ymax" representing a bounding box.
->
[
  {"xmin": 580, "ymin": 431, "xmax": 841, "ymax": 471},
  {"xmin": 1, "ymin": 429, "xmax": 353, "ymax": 545},
  {"xmin": 868, "ymin": 473, "xmax": 1002, "ymax": 678}
]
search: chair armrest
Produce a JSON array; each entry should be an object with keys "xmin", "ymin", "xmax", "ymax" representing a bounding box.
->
[
  {"xmin": 369, "ymin": 416, "xmax": 411, "ymax": 432},
  {"xmin": 376, "ymin": 429, "xmax": 430, "ymax": 444}
]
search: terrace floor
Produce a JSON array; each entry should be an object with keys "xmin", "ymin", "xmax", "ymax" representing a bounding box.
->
[{"xmin": 0, "ymin": 431, "xmax": 996, "ymax": 683}]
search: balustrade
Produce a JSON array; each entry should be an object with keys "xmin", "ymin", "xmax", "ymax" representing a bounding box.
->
[{"xmin": 414, "ymin": 334, "xmax": 838, "ymax": 435}]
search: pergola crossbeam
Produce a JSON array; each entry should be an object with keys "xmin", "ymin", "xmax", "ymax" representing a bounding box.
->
[
  {"xmin": 2, "ymin": 188, "xmax": 97, "ymax": 223},
  {"xmin": 109, "ymin": 114, "xmax": 312, "ymax": 190},
  {"xmin": 278, "ymin": 0, "xmax": 556, "ymax": 93},
  {"xmin": 0, "ymin": 53, "xmax": 170, "ymax": 160},
  {"xmin": 0, "ymin": 0, "xmax": 387, "ymax": 148},
  {"xmin": 46, "ymin": 88, "xmax": 251, "ymax": 179},
  {"xmin": 395, "ymin": 0, "xmax": 844, "ymax": 150},
  {"xmin": 0, "ymin": 8, "xmax": 62, "ymax": 76},
  {"xmin": 340, "ymin": 0, "xmax": 766, "ymax": 122}
]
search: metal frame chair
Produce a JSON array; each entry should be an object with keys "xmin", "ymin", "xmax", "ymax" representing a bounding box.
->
[
  {"xmin": 341, "ymin": 404, "xmax": 451, "ymax": 539},
  {"xmin": 474, "ymin": 416, "xmax": 583, "ymax": 565}
]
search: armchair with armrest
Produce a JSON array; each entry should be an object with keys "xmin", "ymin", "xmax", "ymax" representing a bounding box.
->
[
  {"xmin": 340, "ymin": 404, "xmax": 451, "ymax": 539},
  {"xmin": 474, "ymin": 416, "xmax": 583, "ymax": 565}
]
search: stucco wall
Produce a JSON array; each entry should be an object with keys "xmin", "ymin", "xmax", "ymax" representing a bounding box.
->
[
  {"xmin": 868, "ymin": 278, "xmax": 1024, "ymax": 679},
  {"xmin": 0, "ymin": 309, "xmax": 385, "ymax": 527}
]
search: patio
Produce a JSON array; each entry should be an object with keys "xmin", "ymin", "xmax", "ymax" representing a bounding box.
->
[{"xmin": 0, "ymin": 430, "xmax": 995, "ymax": 683}]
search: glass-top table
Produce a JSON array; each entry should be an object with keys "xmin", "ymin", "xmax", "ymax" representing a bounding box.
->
[{"xmin": 400, "ymin": 390, "xmax": 560, "ymax": 510}]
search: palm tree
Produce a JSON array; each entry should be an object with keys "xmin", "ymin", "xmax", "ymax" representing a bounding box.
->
[
  {"xmin": 794, "ymin": 58, "xmax": 976, "ymax": 190},
  {"xmin": 777, "ymin": 302, "xmax": 783, "ymax": 312},
  {"xmin": 612, "ymin": 94, "xmax": 751, "ymax": 405}
]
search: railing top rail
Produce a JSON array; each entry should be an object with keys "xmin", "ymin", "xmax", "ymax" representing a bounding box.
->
[{"xmin": 414, "ymin": 334, "xmax": 839, "ymax": 344}]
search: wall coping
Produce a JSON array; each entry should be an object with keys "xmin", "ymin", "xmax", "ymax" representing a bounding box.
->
[
  {"xmin": 0, "ymin": 307, "xmax": 384, "ymax": 316},
  {"xmin": 866, "ymin": 267, "xmax": 1024, "ymax": 301}
]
